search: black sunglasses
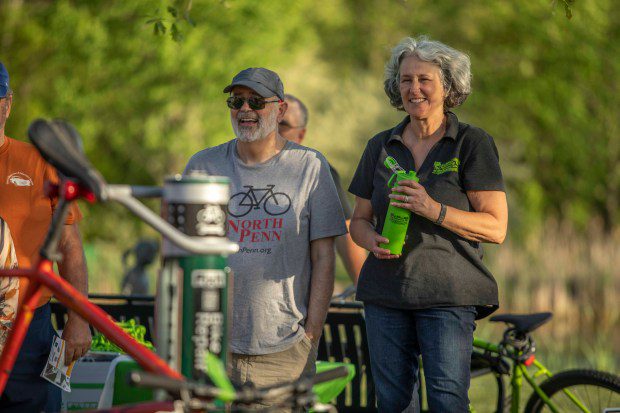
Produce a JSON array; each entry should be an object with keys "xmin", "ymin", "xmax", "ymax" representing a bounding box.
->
[{"xmin": 227, "ymin": 96, "xmax": 280, "ymax": 110}]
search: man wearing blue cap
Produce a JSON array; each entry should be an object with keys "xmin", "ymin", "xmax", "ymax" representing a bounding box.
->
[
  {"xmin": 0, "ymin": 62, "xmax": 91, "ymax": 412},
  {"xmin": 185, "ymin": 68, "xmax": 347, "ymax": 408}
]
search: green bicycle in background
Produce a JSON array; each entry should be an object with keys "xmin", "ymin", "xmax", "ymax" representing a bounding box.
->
[
  {"xmin": 330, "ymin": 288, "xmax": 620, "ymax": 413},
  {"xmin": 467, "ymin": 312, "xmax": 620, "ymax": 413}
]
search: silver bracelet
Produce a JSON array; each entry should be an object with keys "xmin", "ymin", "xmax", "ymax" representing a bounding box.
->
[{"xmin": 435, "ymin": 203, "xmax": 447, "ymax": 225}]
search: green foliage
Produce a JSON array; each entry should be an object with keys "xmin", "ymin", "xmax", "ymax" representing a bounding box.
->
[
  {"xmin": 304, "ymin": 0, "xmax": 619, "ymax": 234},
  {"xmin": 1, "ymin": 0, "xmax": 615, "ymax": 371},
  {"xmin": 0, "ymin": 0, "xmax": 617, "ymax": 246},
  {"xmin": 0, "ymin": 0, "xmax": 315, "ymax": 242},
  {"xmin": 147, "ymin": 0, "xmax": 196, "ymax": 42},
  {"xmin": 554, "ymin": 0, "xmax": 576, "ymax": 19}
]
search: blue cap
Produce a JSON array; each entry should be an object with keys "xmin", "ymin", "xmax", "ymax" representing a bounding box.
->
[
  {"xmin": 223, "ymin": 68, "xmax": 284, "ymax": 100},
  {"xmin": 0, "ymin": 63, "xmax": 9, "ymax": 98}
]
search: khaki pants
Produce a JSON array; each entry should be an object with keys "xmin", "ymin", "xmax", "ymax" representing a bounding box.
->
[{"xmin": 230, "ymin": 335, "xmax": 318, "ymax": 412}]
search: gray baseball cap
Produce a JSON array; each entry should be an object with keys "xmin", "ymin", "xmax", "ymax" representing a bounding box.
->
[
  {"xmin": 0, "ymin": 62, "xmax": 10, "ymax": 98},
  {"xmin": 223, "ymin": 67, "xmax": 284, "ymax": 100}
]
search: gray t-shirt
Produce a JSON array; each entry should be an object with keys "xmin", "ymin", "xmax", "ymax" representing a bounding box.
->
[{"xmin": 185, "ymin": 139, "xmax": 347, "ymax": 355}]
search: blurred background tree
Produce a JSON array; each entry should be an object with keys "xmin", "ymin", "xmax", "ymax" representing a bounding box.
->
[
  {"xmin": 2, "ymin": 0, "xmax": 617, "ymax": 236},
  {"xmin": 1, "ymin": 0, "xmax": 617, "ymax": 375}
]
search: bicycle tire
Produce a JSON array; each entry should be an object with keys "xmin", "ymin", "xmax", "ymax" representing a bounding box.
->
[
  {"xmin": 469, "ymin": 351, "xmax": 511, "ymax": 413},
  {"xmin": 229, "ymin": 192, "xmax": 254, "ymax": 218},
  {"xmin": 468, "ymin": 372, "xmax": 511, "ymax": 413},
  {"xmin": 496, "ymin": 373, "xmax": 511, "ymax": 413},
  {"xmin": 524, "ymin": 369, "xmax": 620, "ymax": 413},
  {"xmin": 263, "ymin": 192, "xmax": 291, "ymax": 216},
  {"xmin": 419, "ymin": 369, "xmax": 510, "ymax": 412}
]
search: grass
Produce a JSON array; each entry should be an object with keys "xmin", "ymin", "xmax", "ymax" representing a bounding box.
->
[{"xmin": 485, "ymin": 219, "xmax": 619, "ymax": 372}]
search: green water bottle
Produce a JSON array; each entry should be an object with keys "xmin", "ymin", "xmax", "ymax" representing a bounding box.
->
[{"xmin": 380, "ymin": 157, "xmax": 419, "ymax": 255}]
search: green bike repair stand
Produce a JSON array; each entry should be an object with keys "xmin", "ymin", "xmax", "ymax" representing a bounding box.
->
[{"xmin": 157, "ymin": 173, "xmax": 234, "ymax": 383}]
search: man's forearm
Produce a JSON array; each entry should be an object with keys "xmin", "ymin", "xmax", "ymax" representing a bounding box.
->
[
  {"xmin": 305, "ymin": 237, "xmax": 335, "ymax": 341},
  {"xmin": 57, "ymin": 223, "xmax": 92, "ymax": 363},
  {"xmin": 57, "ymin": 224, "xmax": 89, "ymax": 316}
]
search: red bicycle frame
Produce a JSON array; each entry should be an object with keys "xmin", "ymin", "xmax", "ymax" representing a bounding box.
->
[
  {"xmin": 0, "ymin": 181, "xmax": 183, "ymax": 396},
  {"xmin": 0, "ymin": 259, "xmax": 183, "ymax": 394}
]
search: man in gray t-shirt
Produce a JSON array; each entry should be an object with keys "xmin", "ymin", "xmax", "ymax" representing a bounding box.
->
[{"xmin": 184, "ymin": 68, "xmax": 346, "ymax": 395}]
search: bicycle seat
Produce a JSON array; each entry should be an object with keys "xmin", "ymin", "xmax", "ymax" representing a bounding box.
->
[
  {"xmin": 489, "ymin": 312, "xmax": 552, "ymax": 333},
  {"xmin": 28, "ymin": 119, "xmax": 107, "ymax": 200}
]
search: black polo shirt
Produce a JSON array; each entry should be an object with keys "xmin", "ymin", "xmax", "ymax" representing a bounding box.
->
[{"xmin": 348, "ymin": 111, "xmax": 504, "ymax": 319}]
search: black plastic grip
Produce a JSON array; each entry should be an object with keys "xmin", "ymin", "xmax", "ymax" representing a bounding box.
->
[
  {"xmin": 129, "ymin": 371, "xmax": 224, "ymax": 399},
  {"xmin": 130, "ymin": 186, "xmax": 163, "ymax": 199},
  {"xmin": 312, "ymin": 366, "xmax": 350, "ymax": 385},
  {"xmin": 128, "ymin": 371, "xmax": 186, "ymax": 393}
]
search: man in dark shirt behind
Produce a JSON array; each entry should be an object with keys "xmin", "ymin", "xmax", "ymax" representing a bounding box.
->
[{"xmin": 279, "ymin": 94, "xmax": 367, "ymax": 285}]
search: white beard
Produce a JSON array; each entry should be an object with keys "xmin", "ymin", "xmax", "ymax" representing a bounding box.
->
[{"xmin": 232, "ymin": 108, "xmax": 278, "ymax": 143}]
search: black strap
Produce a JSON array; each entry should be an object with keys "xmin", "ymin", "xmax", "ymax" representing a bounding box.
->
[{"xmin": 435, "ymin": 203, "xmax": 447, "ymax": 225}]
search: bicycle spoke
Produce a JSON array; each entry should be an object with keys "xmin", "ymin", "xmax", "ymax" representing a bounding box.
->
[
  {"xmin": 588, "ymin": 389, "xmax": 601, "ymax": 411},
  {"xmin": 583, "ymin": 385, "xmax": 593, "ymax": 411},
  {"xmin": 540, "ymin": 383, "xmax": 620, "ymax": 412},
  {"xmin": 571, "ymin": 385, "xmax": 593, "ymax": 412},
  {"xmin": 606, "ymin": 385, "xmax": 614, "ymax": 410}
]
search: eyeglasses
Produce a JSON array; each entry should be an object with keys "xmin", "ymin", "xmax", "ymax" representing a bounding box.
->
[{"xmin": 226, "ymin": 96, "xmax": 280, "ymax": 111}]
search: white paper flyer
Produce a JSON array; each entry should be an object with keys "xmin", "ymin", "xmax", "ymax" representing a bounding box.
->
[{"xmin": 40, "ymin": 335, "xmax": 76, "ymax": 392}]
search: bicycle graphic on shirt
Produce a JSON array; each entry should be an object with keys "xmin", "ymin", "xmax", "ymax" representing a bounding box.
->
[{"xmin": 228, "ymin": 185, "xmax": 292, "ymax": 218}]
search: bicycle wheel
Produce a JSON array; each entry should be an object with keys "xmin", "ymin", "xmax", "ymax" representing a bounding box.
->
[
  {"xmin": 263, "ymin": 192, "xmax": 291, "ymax": 216},
  {"xmin": 469, "ymin": 351, "xmax": 511, "ymax": 413},
  {"xmin": 524, "ymin": 369, "xmax": 620, "ymax": 413},
  {"xmin": 469, "ymin": 371, "xmax": 511, "ymax": 413},
  {"xmin": 228, "ymin": 192, "xmax": 253, "ymax": 217}
]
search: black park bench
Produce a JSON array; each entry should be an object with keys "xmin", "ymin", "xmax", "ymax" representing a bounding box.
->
[
  {"xmin": 52, "ymin": 295, "xmax": 498, "ymax": 412},
  {"xmin": 50, "ymin": 294, "xmax": 374, "ymax": 412}
]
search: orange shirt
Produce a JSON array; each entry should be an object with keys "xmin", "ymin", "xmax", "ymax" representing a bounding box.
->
[{"xmin": 0, "ymin": 136, "xmax": 82, "ymax": 307}]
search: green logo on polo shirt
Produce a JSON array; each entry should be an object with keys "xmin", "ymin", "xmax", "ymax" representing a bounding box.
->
[{"xmin": 432, "ymin": 158, "xmax": 460, "ymax": 175}]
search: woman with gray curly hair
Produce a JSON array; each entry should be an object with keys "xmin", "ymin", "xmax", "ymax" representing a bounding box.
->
[{"xmin": 349, "ymin": 36, "xmax": 508, "ymax": 412}]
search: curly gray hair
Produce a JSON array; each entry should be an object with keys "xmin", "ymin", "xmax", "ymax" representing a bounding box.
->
[{"xmin": 384, "ymin": 36, "xmax": 472, "ymax": 110}]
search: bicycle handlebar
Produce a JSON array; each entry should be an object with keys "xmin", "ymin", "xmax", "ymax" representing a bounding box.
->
[
  {"xmin": 28, "ymin": 118, "xmax": 239, "ymax": 256},
  {"xmin": 105, "ymin": 185, "xmax": 239, "ymax": 255},
  {"xmin": 129, "ymin": 366, "xmax": 350, "ymax": 403},
  {"xmin": 125, "ymin": 185, "xmax": 164, "ymax": 199}
]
